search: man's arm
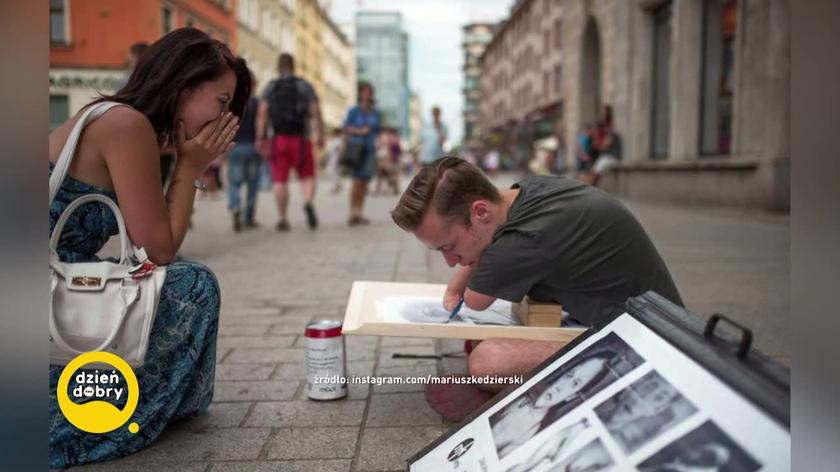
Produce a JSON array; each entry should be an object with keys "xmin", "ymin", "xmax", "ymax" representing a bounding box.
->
[
  {"xmin": 444, "ymin": 265, "xmax": 497, "ymax": 311},
  {"xmin": 255, "ymin": 100, "xmax": 271, "ymax": 158},
  {"xmin": 309, "ymin": 100, "xmax": 325, "ymax": 149},
  {"xmin": 464, "ymin": 287, "xmax": 497, "ymax": 311},
  {"xmin": 256, "ymin": 100, "xmax": 269, "ymax": 141}
]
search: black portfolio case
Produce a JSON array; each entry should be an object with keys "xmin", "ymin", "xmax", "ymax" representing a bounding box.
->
[{"xmin": 407, "ymin": 291, "xmax": 790, "ymax": 472}]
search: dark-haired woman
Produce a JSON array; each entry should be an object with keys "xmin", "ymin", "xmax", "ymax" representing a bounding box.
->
[
  {"xmin": 490, "ymin": 352, "xmax": 615, "ymax": 458},
  {"xmin": 48, "ymin": 28, "xmax": 249, "ymax": 468},
  {"xmin": 342, "ymin": 82, "xmax": 380, "ymax": 225}
]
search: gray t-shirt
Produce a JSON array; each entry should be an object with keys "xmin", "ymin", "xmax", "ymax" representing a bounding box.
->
[
  {"xmin": 468, "ymin": 176, "xmax": 682, "ymax": 326},
  {"xmin": 260, "ymin": 75, "xmax": 318, "ymax": 138}
]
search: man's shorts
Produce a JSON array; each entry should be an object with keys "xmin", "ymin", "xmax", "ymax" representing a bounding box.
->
[{"xmin": 270, "ymin": 135, "xmax": 315, "ymax": 183}]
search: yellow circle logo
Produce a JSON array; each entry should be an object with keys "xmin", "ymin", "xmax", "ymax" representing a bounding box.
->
[{"xmin": 57, "ymin": 352, "xmax": 140, "ymax": 434}]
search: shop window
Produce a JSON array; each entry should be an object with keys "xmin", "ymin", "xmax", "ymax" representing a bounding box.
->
[
  {"xmin": 162, "ymin": 6, "xmax": 174, "ymax": 34},
  {"xmin": 700, "ymin": 0, "xmax": 737, "ymax": 156},
  {"xmin": 50, "ymin": 0, "xmax": 68, "ymax": 44},
  {"xmin": 650, "ymin": 2, "xmax": 672, "ymax": 159},
  {"xmin": 50, "ymin": 95, "xmax": 69, "ymax": 131}
]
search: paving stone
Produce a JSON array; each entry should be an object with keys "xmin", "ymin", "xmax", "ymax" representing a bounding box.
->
[
  {"xmin": 222, "ymin": 307, "xmax": 284, "ymax": 317},
  {"xmin": 441, "ymin": 356, "xmax": 470, "ymax": 375},
  {"xmin": 265, "ymin": 427, "xmax": 359, "ymax": 460},
  {"xmin": 366, "ymin": 392, "xmax": 441, "ymax": 427},
  {"xmin": 72, "ymin": 462, "xmax": 209, "ymax": 471},
  {"xmin": 268, "ymin": 322, "xmax": 314, "ymax": 335},
  {"xmin": 245, "ymin": 400, "xmax": 366, "ymax": 427},
  {"xmin": 209, "ymin": 460, "xmax": 351, "ymax": 472},
  {"xmin": 219, "ymin": 315, "xmax": 287, "ymax": 326},
  {"xmin": 356, "ymin": 426, "xmax": 443, "ymax": 471},
  {"xmin": 378, "ymin": 345, "xmax": 438, "ymax": 367},
  {"xmin": 213, "ymin": 380, "xmax": 299, "ymax": 402},
  {"xmin": 217, "ymin": 335, "xmax": 297, "ymax": 350},
  {"xmin": 271, "ymin": 362, "xmax": 308, "ymax": 379},
  {"xmin": 216, "ymin": 363, "xmax": 277, "ymax": 381},
  {"xmin": 381, "ymin": 336, "xmax": 435, "ymax": 347},
  {"xmin": 373, "ymin": 364, "xmax": 439, "ymax": 394},
  {"xmin": 170, "ymin": 402, "xmax": 251, "ymax": 429},
  {"xmin": 282, "ymin": 305, "xmax": 344, "ymax": 317},
  {"xmin": 219, "ymin": 325, "xmax": 270, "ymax": 337},
  {"xmin": 225, "ymin": 347, "xmax": 305, "ymax": 364},
  {"xmin": 345, "ymin": 344, "xmax": 377, "ymax": 362},
  {"xmin": 115, "ymin": 427, "xmax": 271, "ymax": 463}
]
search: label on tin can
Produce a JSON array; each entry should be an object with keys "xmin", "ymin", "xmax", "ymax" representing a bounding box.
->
[{"xmin": 305, "ymin": 320, "xmax": 348, "ymax": 400}]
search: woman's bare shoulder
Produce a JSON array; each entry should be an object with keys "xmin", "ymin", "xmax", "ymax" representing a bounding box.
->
[{"xmin": 93, "ymin": 105, "xmax": 155, "ymax": 137}]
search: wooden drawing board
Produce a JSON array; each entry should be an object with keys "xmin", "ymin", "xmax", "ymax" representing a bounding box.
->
[{"xmin": 342, "ymin": 281, "xmax": 586, "ymax": 343}]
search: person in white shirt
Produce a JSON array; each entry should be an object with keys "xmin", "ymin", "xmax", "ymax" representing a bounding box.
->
[{"xmin": 419, "ymin": 106, "xmax": 448, "ymax": 166}]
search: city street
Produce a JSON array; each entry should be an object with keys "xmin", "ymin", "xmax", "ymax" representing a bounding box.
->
[{"xmin": 71, "ymin": 173, "xmax": 789, "ymax": 471}]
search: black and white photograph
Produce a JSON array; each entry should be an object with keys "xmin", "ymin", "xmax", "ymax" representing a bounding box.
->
[
  {"xmin": 595, "ymin": 370, "xmax": 698, "ymax": 454},
  {"xmin": 489, "ymin": 332, "xmax": 645, "ymax": 459},
  {"xmin": 637, "ymin": 421, "xmax": 761, "ymax": 472},
  {"xmin": 505, "ymin": 418, "xmax": 591, "ymax": 472},
  {"xmin": 543, "ymin": 438, "xmax": 614, "ymax": 472}
]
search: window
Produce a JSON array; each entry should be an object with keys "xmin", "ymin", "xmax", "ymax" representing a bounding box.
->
[
  {"xmin": 543, "ymin": 71, "xmax": 549, "ymax": 96},
  {"xmin": 554, "ymin": 64, "xmax": 562, "ymax": 93},
  {"xmin": 162, "ymin": 6, "xmax": 173, "ymax": 34},
  {"xmin": 650, "ymin": 2, "xmax": 673, "ymax": 159},
  {"xmin": 700, "ymin": 0, "xmax": 737, "ymax": 155},
  {"xmin": 555, "ymin": 19, "xmax": 562, "ymax": 49},
  {"xmin": 50, "ymin": 0, "xmax": 68, "ymax": 44},
  {"xmin": 50, "ymin": 95, "xmax": 69, "ymax": 131}
]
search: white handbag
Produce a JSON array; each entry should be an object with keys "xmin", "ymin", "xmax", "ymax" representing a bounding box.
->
[{"xmin": 49, "ymin": 101, "xmax": 167, "ymax": 368}]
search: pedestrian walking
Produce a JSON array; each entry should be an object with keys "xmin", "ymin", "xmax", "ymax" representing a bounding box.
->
[
  {"xmin": 256, "ymin": 53, "xmax": 325, "ymax": 231},
  {"xmin": 419, "ymin": 105, "xmax": 448, "ymax": 167},
  {"xmin": 341, "ymin": 81, "xmax": 381, "ymax": 226},
  {"xmin": 323, "ymin": 127, "xmax": 345, "ymax": 194},
  {"xmin": 226, "ymin": 69, "xmax": 262, "ymax": 231}
]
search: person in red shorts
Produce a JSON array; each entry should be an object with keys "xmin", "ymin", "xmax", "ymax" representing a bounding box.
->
[{"xmin": 256, "ymin": 53, "xmax": 325, "ymax": 231}]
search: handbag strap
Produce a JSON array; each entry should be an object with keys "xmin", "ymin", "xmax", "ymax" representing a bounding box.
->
[
  {"xmin": 49, "ymin": 274, "xmax": 140, "ymax": 356},
  {"xmin": 49, "ymin": 101, "xmax": 126, "ymax": 204},
  {"xmin": 49, "ymin": 101, "xmax": 153, "ymax": 266},
  {"xmin": 50, "ymin": 193, "xmax": 132, "ymax": 265}
]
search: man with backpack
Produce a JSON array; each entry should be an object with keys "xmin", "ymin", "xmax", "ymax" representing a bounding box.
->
[{"xmin": 256, "ymin": 53, "xmax": 325, "ymax": 231}]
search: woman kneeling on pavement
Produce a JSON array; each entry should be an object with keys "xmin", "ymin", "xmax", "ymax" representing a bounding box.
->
[{"xmin": 48, "ymin": 28, "xmax": 250, "ymax": 468}]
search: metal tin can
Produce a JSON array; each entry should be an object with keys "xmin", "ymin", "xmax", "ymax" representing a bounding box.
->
[{"xmin": 304, "ymin": 320, "xmax": 348, "ymax": 400}]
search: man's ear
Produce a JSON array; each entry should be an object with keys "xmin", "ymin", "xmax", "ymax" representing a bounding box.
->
[{"xmin": 471, "ymin": 200, "xmax": 491, "ymax": 224}]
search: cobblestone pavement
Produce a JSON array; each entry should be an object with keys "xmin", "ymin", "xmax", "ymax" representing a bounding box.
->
[{"xmin": 69, "ymin": 173, "xmax": 789, "ymax": 471}]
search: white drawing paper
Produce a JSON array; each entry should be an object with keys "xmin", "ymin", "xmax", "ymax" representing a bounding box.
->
[{"xmin": 379, "ymin": 296, "xmax": 522, "ymax": 326}]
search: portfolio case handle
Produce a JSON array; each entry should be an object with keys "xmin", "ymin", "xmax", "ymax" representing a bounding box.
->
[{"xmin": 703, "ymin": 313, "xmax": 753, "ymax": 358}]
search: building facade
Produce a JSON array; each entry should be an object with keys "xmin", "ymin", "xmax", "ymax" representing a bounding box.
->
[
  {"xmin": 355, "ymin": 12, "xmax": 410, "ymax": 138},
  {"xmin": 479, "ymin": 0, "xmax": 564, "ymax": 169},
  {"xmin": 461, "ymin": 23, "xmax": 494, "ymax": 146},
  {"xmin": 408, "ymin": 91, "xmax": 423, "ymax": 152},
  {"xmin": 479, "ymin": 0, "xmax": 789, "ymax": 211},
  {"xmin": 320, "ymin": 12, "xmax": 355, "ymax": 131},
  {"xmin": 235, "ymin": 0, "xmax": 295, "ymax": 91},
  {"xmin": 49, "ymin": 0, "xmax": 237, "ymax": 128}
]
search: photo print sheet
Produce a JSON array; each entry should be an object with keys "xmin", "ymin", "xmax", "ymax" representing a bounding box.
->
[
  {"xmin": 489, "ymin": 331, "xmax": 645, "ymax": 459},
  {"xmin": 594, "ymin": 370, "xmax": 699, "ymax": 454},
  {"xmin": 379, "ymin": 296, "xmax": 522, "ymax": 326},
  {"xmin": 409, "ymin": 314, "xmax": 789, "ymax": 472},
  {"xmin": 637, "ymin": 420, "xmax": 761, "ymax": 472}
]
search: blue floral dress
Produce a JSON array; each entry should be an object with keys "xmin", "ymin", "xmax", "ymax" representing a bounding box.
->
[{"xmin": 49, "ymin": 164, "xmax": 221, "ymax": 469}]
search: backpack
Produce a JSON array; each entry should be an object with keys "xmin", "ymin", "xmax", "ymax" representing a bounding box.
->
[{"xmin": 267, "ymin": 76, "xmax": 308, "ymax": 135}]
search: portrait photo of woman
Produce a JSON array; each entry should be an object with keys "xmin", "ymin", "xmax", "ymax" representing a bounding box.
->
[{"xmin": 489, "ymin": 332, "xmax": 645, "ymax": 459}]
